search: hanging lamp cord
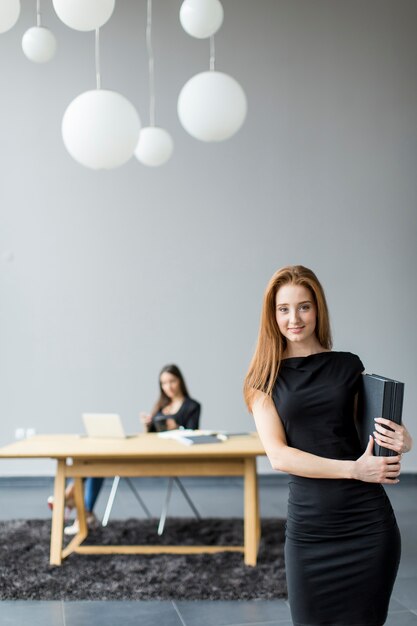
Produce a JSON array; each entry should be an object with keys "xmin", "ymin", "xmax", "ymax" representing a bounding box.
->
[
  {"xmin": 146, "ymin": 0, "xmax": 156, "ymax": 126},
  {"xmin": 95, "ymin": 28, "xmax": 101, "ymax": 89},
  {"xmin": 36, "ymin": 0, "xmax": 41, "ymax": 27}
]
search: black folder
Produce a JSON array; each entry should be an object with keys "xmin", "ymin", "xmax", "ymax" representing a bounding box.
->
[{"xmin": 357, "ymin": 374, "xmax": 404, "ymax": 457}]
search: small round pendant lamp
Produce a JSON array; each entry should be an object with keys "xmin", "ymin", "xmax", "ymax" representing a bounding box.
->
[
  {"xmin": 180, "ymin": 0, "xmax": 223, "ymax": 39},
  {"xmin": 135, "ymin": 127, "xmax": 173, "ymax": 167},
  {"xmin": 134, "ymin": 0, "xmax": 173, "ymax": 167},
  {"xmin": 22, "ymin": 26, "xmax": 56, "ymax": 63}
]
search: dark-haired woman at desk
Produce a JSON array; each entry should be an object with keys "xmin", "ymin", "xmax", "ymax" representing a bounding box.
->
[
  {"xmin": 140, "ymin": 364, "xmax": 201, "ymax": 432},
  {"xmin": 55, "ymin": 364, "xmax": 200, "ymax": 535}
]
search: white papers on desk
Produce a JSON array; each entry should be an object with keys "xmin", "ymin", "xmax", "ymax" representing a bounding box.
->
[{"xmin": 157, "ymin": 429, "xmax": 227, "ymax": 446}]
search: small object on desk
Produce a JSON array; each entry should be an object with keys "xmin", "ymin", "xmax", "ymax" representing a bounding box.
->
[
  {"xmin": 357, "ymin": 373, "xmax": 404, "ymax": 457},
  {"xmin": 153, "ymin": 416, "xmax": 168, "ymax": 432},
  {"xmin": 176, "ymin": 434, "xmax": 224, "ymax": 446},
  {"xmin": 157, "ymin": 430, "xmax": 225, "ymax": 445},
  {"xmin": 217, "ymin": 431, "xmax": 251, "ymax": 438}
]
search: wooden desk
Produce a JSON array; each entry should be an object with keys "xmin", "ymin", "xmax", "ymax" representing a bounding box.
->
[{"xmin": 0, "ymin": 433, "xmax": 266, "ymax": 566}]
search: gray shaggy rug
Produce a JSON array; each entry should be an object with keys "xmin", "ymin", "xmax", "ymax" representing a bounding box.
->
[{"xmin": 0, "ymin": 518, "xmax": 286, "ymax": 600}]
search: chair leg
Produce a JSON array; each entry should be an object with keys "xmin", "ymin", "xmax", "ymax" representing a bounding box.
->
[
  {"xmin": 158, "ymin": 477, "xmax": 174, "ymax": 536},
  {"xmin": 174, "ymin": 477, "xmax": 201, "ymax": 520},
  {"xmin": 102, "ymin": 476, "xmax": 120, "ymax": 527},
  {"xmin": 157, "ymin": 478, "xmax": 201, "ymax": 536},
  {"xmin": 125, "ymin": 477, "xmax": 152, "ymax": 519}
]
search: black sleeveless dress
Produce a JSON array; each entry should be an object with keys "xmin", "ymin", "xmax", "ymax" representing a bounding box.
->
[{"xmin": 272, "ymin": 351, "xmax": 401, "ymax": 626}]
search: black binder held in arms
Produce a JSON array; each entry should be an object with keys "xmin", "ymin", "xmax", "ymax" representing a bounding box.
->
[{"xmin": 357, "ymin": 373, "xmax": 404, "ymax": 457}]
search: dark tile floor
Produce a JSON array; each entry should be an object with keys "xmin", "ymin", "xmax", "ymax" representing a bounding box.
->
[{"xmin": 0, "ymin": 475, "xmax": 416, "ymax": 625}]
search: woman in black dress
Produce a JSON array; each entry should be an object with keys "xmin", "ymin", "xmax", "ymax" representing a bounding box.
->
[
  {"xmin": 140, "ymin": 364, "xmax": 201, "ymax": 432},
  {"xmin": 244, "ymin": 265, "xmax": 412, "ymax": 626}
]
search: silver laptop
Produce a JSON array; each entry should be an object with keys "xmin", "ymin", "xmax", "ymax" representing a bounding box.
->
[{"xmin": 82, "ymin": 413, "xmax": 126, "ymax": 438}]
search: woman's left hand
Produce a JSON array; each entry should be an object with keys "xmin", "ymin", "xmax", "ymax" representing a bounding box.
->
[
  {"xmin": 166, "ymin": 417, "xmax": 178, "ymax": 431},
  {"xmin": 374, "ymin": 418, "xmax": 413, "ymax": 454}
]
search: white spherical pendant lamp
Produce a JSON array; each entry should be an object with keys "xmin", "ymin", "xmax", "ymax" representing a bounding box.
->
[
  {"xmin": 22, "ymin": 26, "xmax": 57, "ymax": 63},
  {"xmin": 62, "ymin": 89, "xmax": 141, "ymax": 170},
  {"xmin": 180, "ymin": 0, "xmax": 223, "ymax": 39},
  {"xmin": 52, "ymin": 0, "xmax": 115, "ymax": 31},
  {"xmin": 0, "ymin": 0, "xmax": 20, "ymax": 33},
  {"xmin": 135, "ymin": 127, "xmax": 174, "ymax": 167},
  {"xmin": 178, "ymin": 71, "xmax": 247, "ymax": 142}
]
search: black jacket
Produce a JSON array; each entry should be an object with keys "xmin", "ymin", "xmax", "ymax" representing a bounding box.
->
[{"xmin": 149, "ymin": 397, "xmax": 201, "ymax": 432}]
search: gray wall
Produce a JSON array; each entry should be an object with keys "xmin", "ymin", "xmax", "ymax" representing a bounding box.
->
[{"xmin": 0, "ymin": 0, "xmax": 416, "ymax": 475}]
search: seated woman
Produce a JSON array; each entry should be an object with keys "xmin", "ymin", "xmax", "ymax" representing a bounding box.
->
[
  {"xmin": 51, "ymin": 364, "xmax": 200, "ymax": 535},
  {"xmin": 140, "ymin": 363, "xmax": 201, "ymax": 432}
]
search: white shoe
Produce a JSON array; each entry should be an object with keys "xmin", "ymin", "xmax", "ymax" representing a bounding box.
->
[
  {"xmin": 64, "ymin": 513, "xmax": 98, "ymax": 536},
  {"xmin": 64, "ymin": 519, "xmax": 79, "ymax": 536}
]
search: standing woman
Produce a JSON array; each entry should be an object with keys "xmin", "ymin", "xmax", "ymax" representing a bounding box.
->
[
  {"xmin": 244, "ymin": 265, "xmax": 412, "ymax": 626},
  {"xmin": 140, "ymin": 364, "xmax": 201, "ymax": 432}
]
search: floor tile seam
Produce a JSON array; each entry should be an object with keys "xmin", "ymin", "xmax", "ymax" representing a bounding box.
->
[
  {"xmin": 213, "ymin": 615, "xmax": 291, "ymax": 626},
  {"xmin": 172, "ymin": 600, "xmax": 188, "ymax": 626},
  {"xmin": 61, "ymin": 600, "xmax": 66, "ymax": 626}
]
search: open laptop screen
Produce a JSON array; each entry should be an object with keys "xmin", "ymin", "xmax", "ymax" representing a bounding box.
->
[{"xmin": 82, "ymin": 413, "xmax": 126, "ymax": 438}]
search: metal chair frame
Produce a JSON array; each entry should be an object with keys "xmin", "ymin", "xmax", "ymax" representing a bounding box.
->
[{"xmin": 101, "ymin": 475, "xmax": 201, "ymax": 534}]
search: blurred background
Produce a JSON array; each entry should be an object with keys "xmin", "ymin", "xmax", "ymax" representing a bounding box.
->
[{"xmin": 0, "ymin": 0, "xmax": 416, "ymax": 474}]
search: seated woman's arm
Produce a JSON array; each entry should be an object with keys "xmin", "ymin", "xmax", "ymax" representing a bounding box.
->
[
  {"xmin": 253, "ymin": 391, "xmax": 401, "ymax": 484},
  {"xmin": 168, "ymin": 400, "xmax": 200, "ymax": 431},
  {"xmin": 140, "ymin": 412, "xmax": 156, "ymax": 432},
  {"xmin": 183, "ymin": 402, "xmax": 200, "ymax": 430}
]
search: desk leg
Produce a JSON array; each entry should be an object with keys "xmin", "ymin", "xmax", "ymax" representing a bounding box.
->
[
  {"xmin": 50, "ymin": 460, "xmax": 66, "ymax": 566},
  {"xmin": 255, "ymin": 470, "xmax": 261, "ymax": 545},
  {"xmin": 73, "ymin": 477, "xmax": 87, "ymax": 535},
  {"xmin": 244, "ymin": 458, "xmax": 260, "ymax": 566},
  {"xmin": 62, "ymin": 477, "xmax": 88, "ymax": 560}
]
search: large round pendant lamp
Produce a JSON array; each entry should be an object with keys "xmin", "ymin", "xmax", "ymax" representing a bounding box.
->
[
  {"xmin": 0, "ymin": 0, "xmax": 20, "ymax": 33},
  {"xmin": 62, "ymin": 89, "xmax": 141, "ymax": 169},
  {"xmin": 22, "ymin": 26, "xmax": 57, "ymax": 63},
  {"xmin": 52, "ymin": 0, "xmax": 115, "ymax": 31},
  {"xmin": 179, "ymin": 0, "xmax": 223, "ymax": 39},
  {"xmin": 178, "ymin": 70, "xmax": 247, "ymax": 142}
]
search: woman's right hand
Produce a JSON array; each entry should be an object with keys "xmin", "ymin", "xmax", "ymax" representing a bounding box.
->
[
  {"xmin": 353, "ymin": 436, "xmax": 401, "ymax": 484},
  {"xmin": 139, "ymin": 412, "xmax": 152, "ymax": 426}
]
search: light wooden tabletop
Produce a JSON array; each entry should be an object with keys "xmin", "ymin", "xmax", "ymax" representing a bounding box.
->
[{"xmin": 0, "ymin": 433, "xmax": 266, "ymax": 460}]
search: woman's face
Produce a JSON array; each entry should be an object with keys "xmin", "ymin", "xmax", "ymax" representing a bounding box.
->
[
  {"xmin": 160, "ymin": 372, "xmax": 182, "ymax": 399},
  {"xmin": 275, "ymin": 283, "xmax": 317, "ymax": 346}
]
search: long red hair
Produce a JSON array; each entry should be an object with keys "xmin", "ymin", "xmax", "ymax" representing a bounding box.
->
[{"xmin": 243, "ymin": 265, "xmax": 333, "ymax": 411}]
